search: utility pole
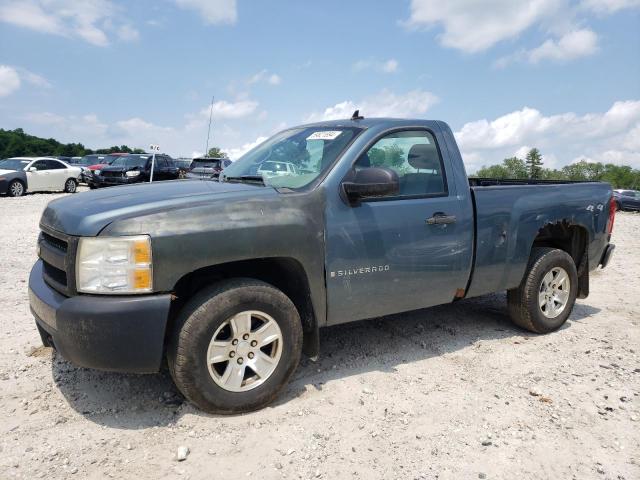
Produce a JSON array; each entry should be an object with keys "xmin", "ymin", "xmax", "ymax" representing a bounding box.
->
[{"xmin": 205, "ymin": 95, "xmax": 214, "ymax": 157}]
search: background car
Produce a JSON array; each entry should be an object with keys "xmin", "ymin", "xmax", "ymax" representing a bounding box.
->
[
  {"xmin": 187, "ymin": 157, "xmax": 232, "ymax": 179},
  {"xmin": 93, "ymin": 153, "xmax": 180, "ymax": 187},
  {"xmin": 256, "ymin": 160, "xmax": 298, "ymax": 177},
  {"xmin": 174, "ymin": 158, "xmax": 193, "ymax": 178},
  {"xmin": 0, "ymin": 157, "xmax": 82, "ymax": 196},
  {"xmin": 613, "ymin": 189, "xmax": 640, "ymax": 211}
]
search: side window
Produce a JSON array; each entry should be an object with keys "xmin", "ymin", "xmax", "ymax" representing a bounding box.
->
[
  {"xmin": 355, "ymin": 130, "xmax": 446, "ymax": 197},
  {"xmin": 31, "ymin": 160, "xmax": 49, "ymax": 171},
  {"xmin": 45, "ymin": 160, "xmax": 65, "ymax": 170}
]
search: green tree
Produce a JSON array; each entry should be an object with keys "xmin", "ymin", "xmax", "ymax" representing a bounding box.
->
[
  {"xmin": 367, "ymin": 145, "xmax": 404, "ymax": 168},
  {"xmin": 475, "ymin": 156, "xmax": 527, "ymax": 179},
  {"xmin": 0, "ymin": 128, "xmax": 150, "ymax": 158},
  {"xmin": 207, "ymin": 147, "xmax": 229, "ymax": 158},
  {"xmin": 525, "ymin": 148, "xmax": 544, "ymax": 178}
]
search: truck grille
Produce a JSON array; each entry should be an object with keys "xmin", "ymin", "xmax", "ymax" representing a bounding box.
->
[
  {"xmin": 101, "ymin": 171, "xmax": 123, "ymax": 178},
  {"xmin": 42, "ymin": 231, "xmax": 67, "ymax": 253},
  {"xmin": 38, "ymin": 226, "xmax": 78, "ymax": 296}
]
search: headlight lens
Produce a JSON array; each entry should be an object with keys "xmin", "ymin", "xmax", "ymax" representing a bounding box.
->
[
  {"xmin": 76, "ymin": 236, "xmax": 152, "ymax": 294},
  {"xmin": 94, "ymin": 169, "xmax": 101, "ymax": 175},
  {"xmin": 126, "ymin": 170, "xmax": 140, "ymax": 177}
]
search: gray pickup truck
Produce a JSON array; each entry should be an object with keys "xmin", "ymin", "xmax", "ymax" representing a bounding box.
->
[{"xmin": 29, "ymin": 116, "xmax": 615, "ymax": 413}]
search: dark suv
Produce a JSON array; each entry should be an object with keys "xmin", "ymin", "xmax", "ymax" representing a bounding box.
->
[
  {"xmin": 94, "ymin": 154, "xmax": 180, "ymax": 188},
  {"xmin": 613, "ymin": 189, "xmax": 640, "ymax": 211},
  {"xmin": 187, "ymin": 157, "xmax": 232, "ymax": 179}
]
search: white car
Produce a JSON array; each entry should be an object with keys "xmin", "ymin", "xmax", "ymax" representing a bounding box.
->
[
  {"xmin": 0, "ymin": 157, "xmax": 82, "ymax": 196},
  {"xmin": 256, "ymin": 161, "xmax": 298, "ymax": 177}
]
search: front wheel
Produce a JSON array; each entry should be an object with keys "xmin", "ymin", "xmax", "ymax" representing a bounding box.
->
[
  {"xmin": 7, "ymin": 180, "xmax": 25, "ymax": 197},
  {"xmin": 168, "ymin": 279, "xmax": 303, "ymax": 414},
  {"xmin": 64, "ymin": 178, "xmax": 77, "ymax": 193},
  {"xmin": 507, "ymin": 247, "xmax": 578, "ymax": 333}
]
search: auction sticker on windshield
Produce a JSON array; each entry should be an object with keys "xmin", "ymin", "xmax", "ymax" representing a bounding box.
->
[{"xmin": 307, "ymin": 131, "xmax": 343, "ymax": 141}]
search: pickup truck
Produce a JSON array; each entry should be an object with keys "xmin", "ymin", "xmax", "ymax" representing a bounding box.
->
[{"xmin": 28, "ymin": 116, "xmax": 615, "ymax": 414}]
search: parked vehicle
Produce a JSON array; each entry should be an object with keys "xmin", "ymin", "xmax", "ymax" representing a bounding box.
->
[
  {"xmin": 92, "ymin": 153, "xmax": 180, "ymax": 187},
  {"xmin": 187, "ymin": 157, "xmax": 232, "ymax": 179},
  {"xmin": 28, "ymin": 117, "xmax": 615, "ymax": 414},
  {"xmin": 613, "ymin": 189, "xmax": 640, "ymax": 211},
  {"xmin": 1, "ymin": 157, "xmax": 81, "ymax": 196},
  {"xmin": 257, "ymin": 160, "xmax": 298, "ymax": 177},
  {"xmin": 174, "ymin": 158, "xmax": 193, "ymax": 179},
  {"xmin": 84, "ymin": 153, "xmax": 130, "ymax": 188}
]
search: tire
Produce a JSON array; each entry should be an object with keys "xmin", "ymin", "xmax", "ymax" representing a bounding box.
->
[
  {"xmin": 507, "ymin": 247, "xmax": 578, "ymax": 334},
  {"xmin": 615, "ymin": 201, "xmax": 622, "ymax": 211},
  {"xmin": 64, "ymin": 178, "xmax": 77, "ymax": 193},
  {"xmin": 7, "ymin": 180, "xmax": 26, "ymax": 197},
  {"xmin": 168, "ymin": 278, "xmax": 303, "ymax": 414}
]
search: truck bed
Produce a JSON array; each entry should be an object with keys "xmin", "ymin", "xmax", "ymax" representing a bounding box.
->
[{"xmin": 464, "ymin": 180, "xmax": 612, "ymax": 299}]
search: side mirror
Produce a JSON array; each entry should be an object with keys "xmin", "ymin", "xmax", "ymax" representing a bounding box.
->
[
  {"xmin": 342, "ymin": 167, "xmax": 399, "ymax": 205},
  {"xmin": 27, "ymin": 166, "xmax": 37, "ymax": 172}
]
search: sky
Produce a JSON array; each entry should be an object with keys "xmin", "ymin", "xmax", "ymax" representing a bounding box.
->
[{"xmin": 0, "ymin": 0, "xmax": 639, "ymax": 172}]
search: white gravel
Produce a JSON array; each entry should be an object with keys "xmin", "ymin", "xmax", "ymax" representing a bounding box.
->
[{"xmin": 0, "ymin": 189, "xmax": 638, "ymax": 480}]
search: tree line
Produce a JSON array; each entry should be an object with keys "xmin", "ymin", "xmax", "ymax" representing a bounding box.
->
[
  {"xmin": 0, "ymin": 128, "xmax": 145, "ymax": 159},
  {"xmin": 474, "ymin": 148, "xmax": 640, "ymax": 189}
]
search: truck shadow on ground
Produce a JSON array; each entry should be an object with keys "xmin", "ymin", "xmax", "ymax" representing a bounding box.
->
[{"xmin": 51, "ymin": 292, "xmax": 600, "ymax": 429}]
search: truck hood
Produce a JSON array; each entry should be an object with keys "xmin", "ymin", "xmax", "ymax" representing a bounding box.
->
[{"xmin": 41, "ymin": 180, "xmax": 275, "ymax": 236}]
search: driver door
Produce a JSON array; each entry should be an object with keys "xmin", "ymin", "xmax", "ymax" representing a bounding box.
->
[{"xmin": 324, "ymin": 128, "xmax": 472, "ymax": 325}]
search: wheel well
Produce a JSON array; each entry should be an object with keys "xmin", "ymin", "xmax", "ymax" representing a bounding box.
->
[
  {"xmin": 167, "ymin": 257, "xmax": 318, "ymax": 358},
  {"xmin": 531, "ymin": 221, "xmax": 589, "ymax": 298}
]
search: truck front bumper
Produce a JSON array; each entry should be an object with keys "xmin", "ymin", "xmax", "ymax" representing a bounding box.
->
[{"xmin": 28, "ymin": 260, "xmax": 172, "ymax": 373}]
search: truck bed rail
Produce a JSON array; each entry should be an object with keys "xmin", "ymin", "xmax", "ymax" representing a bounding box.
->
[{"xmin": 469, "ymin": 177, "xmax": 594, "ymax": 187}]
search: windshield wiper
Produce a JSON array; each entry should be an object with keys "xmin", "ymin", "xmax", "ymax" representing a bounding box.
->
[{"xmin": 223, "ymin": 175, "xmax": 265, "ymax": 185}]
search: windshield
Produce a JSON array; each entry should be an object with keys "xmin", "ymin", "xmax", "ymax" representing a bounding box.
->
[
  {"xmin": 221, "ymin": 126, "xmax": 362, "ymax": 189},
  {"xmin": 0, "ymin": 159, "xmax": 30, "ymax": 171},
  {"xmin": 110, "ymin": 155, "xmax": 149, "ymax": 168}
]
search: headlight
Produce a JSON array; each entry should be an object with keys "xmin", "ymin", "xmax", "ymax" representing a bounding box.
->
[
  {"xmin": 126, "ymin": 171, "xmax": 140, "ymax": 177},
  {"xmin": 94, "ymin": 169, "xmax": 101, "ymax": 175},
  {"xmin": 76, "ymin": 236, "xmax": 152, "ymax": 294}
]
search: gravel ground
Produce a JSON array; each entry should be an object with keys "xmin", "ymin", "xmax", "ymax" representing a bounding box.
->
[{"xmin": 0, "ymin": 189, "xmax": 638, "ymax": 480}]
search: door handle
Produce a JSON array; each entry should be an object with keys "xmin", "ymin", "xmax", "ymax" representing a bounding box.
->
[{"xmin": 426, "ymin": 213, "xmax": 457, "ymax": 225}]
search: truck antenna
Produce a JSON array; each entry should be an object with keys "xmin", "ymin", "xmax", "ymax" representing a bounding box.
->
[{"xmin": 204, "ymin": 95, "xmax": 214, "ymax": 157}]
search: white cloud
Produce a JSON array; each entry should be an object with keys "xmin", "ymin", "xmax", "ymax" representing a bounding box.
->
[
  {"xmin": 247, "ymin": 70, "xmax": 281, "ymax": 86},
  {"xmin": 209, "ymin": 99, "xmax": 259, "ymax": 119},
  {"xmin": 225, "ymin": 136, "xmax": 268, "ymax": 160},
  {"xmin": 353, "ymin": 58, "xmax": 399, "ymax": 74},
  {"xmin": 404, "ymin": 0, "xmax": 562, "ymax": 53},
  {"xmin": 528, "ymin": 29, "xmax": 598, "ymax": 63},
  {"xmin": 0, "ymin": 64, "xmax": 52, "ymax": 96},
  {"xmin": 455, "ymin": 100, "xmax": 640, "ymax": 171},
  {"xmin": 495, "ymin": 28, "xmax": 599, "ymax": 67},
  {"xmin": 0, "ymin": 0, "xmax": 138, "ymax": 46},
  {"xmin": 117, "ymin": 24, "xmax": 139, "ymax": 42},
  {"xmin": 581, "ymin": 0, "xmax": 640, "ymax": 13},
  {"xmin": 0, "ymin": 65, "xmax": 21, "ymax": 97},
  {"xmin": 174, "ymin": 0, "xmax": 237, "ymax": 25},
  {"xmin": 305, "ymin": 89, "xmax": 439, "ymax": 122}
]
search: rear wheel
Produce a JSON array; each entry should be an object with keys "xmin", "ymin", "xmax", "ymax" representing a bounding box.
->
[
  {"xmin": 168, "ymin": 279, "xmax": 303, "ymax": 414},
  {"xmin": 615, "ymin": 201, "xmax": 622, "ymax": 211},
  {"xmin": 7, "ymin": 180, "xmax": 25, "ymax": 197},
  {"xmin": 507, "ymin": 247, "xmax": 578, "ymax": 333},
  {"xmin": 64, "ymin": 178, "xmax": 77, "ymax": 193}
]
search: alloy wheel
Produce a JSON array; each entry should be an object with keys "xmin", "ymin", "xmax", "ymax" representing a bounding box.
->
[{"xmin": 206, "ymin": 310, "xmax": 283, "ymax": 392}]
